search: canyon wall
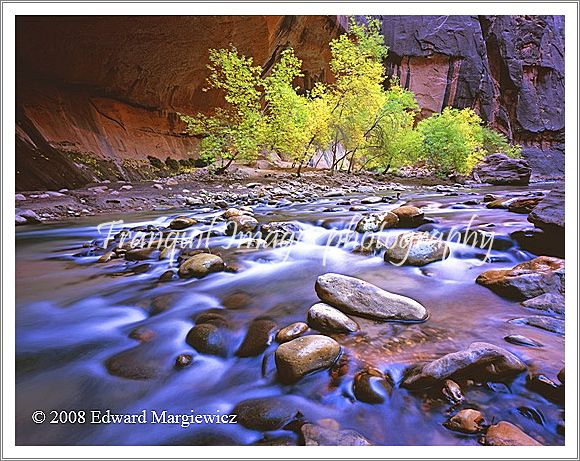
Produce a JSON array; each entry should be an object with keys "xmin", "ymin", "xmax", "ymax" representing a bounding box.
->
[
  {"xmin": 16, "ymin": 16, "xmax": 343, "ymax": 190},
  {"xmin": 16, "ymin": 15, "xmax": 564, "ymax": 190},
  {"xmin": 380, "ymin": 15, "xmax": 565, "ymax": 180}
]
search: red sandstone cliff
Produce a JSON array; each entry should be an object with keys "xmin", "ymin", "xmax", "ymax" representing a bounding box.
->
[{"xmin": 16, "ymin": 16, "xmax": 344, "ymax": 190}]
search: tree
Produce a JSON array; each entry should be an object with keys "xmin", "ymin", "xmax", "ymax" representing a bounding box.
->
[
  {"xmin": 326, "ymin": 18, "xmax": 389, "ymax": 172},
  {"xmin": 179, "ymin": 47, "xmax": 265, "ymax": 173}
]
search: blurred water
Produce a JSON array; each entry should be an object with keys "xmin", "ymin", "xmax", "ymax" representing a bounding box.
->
[{"xmin": 15, "ymin": 184, "xmax": 564, "ymax": 445}]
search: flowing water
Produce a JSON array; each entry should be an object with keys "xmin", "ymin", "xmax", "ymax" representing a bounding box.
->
[{"xmin": 15, "ymin": 183, "xmax": 565, "ymax": 446}]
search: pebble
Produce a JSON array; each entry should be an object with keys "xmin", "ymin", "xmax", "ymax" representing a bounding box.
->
[{"xmin": 276, "ymin": 322, "xmax": 309, "ymax": 343}]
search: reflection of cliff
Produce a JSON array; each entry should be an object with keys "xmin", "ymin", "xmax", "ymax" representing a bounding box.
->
[
  {"xmin": 16, "ymin": 16, "xmax": 344, "ymax": 190},
  {"xmin": 380, "ymin": 15, "xmax": 564, "ymax": 180}
]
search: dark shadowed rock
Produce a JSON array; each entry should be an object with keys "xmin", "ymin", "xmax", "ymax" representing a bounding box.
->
[
  {"xmin": 476, "ymin": 256, "xmax": 565, "ymax": 300},
  {"xmin": 391, "ymin": 206, "xmax": 424, "ymax": 227},
  {"xmin": 402, "ymin": 342, "xmax": 527, "ymax": 389},
  {"xmin": 233, "ymin": 396, "xmax": 306, "ymax": 431},
  {"xmin": 441, "ymin": 379, "xmax": 464, "ymax": 404},
  {"xmin": 481, "ymin": 421, "xmax": 542, "ymax": 446},
  {"xmin": 473, "ymin": 154, "xmax": 531, "ymax": 185},
  {"xmin": 185, "ymin": 324, "xmax": 231, "ymax": 357},
  {"xmin": 315, "ymin": 273, "xmax": 428, "ymax": 322},
  {"xmin": 236, "ymin": 318, "xmax": 278, "ymax": 357},
  {"xmin": 528, "ymin": 188, "xmax": 565, "ymax": 231}
]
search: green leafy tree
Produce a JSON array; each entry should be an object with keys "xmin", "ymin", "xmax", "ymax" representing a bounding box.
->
[{"xmin": 180, "ymin": 47, "xmax": 265, "ymax": 173}]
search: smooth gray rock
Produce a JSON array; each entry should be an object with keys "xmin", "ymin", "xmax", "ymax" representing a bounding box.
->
[
  {"xmin": 307, "ymin": 303, "xmax": 358, "ymax": 333},
  {"xmin": 315, "ymin": 273, "xmax": 428, "ymax": 322}
]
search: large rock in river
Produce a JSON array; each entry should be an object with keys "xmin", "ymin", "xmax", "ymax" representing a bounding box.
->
[
  {"xmin": 383, "ymin": 231, "xmax": 450, "ymax": 266},
  {"xmin": 178, "ymin": 253, "xmax": 225, "ymax": 278},
  {"xmin": 472, "ymin": 153, "xmax": 531, "ymax": 185},
  {"xmin": 481, "ymin": 421, "xmax": 542, "ymax": 446},
  {"xmin": 315, "ymin": 273, "xmax": 428, "ymax": 322},
  {"xmin": 476, "ymin": 256, "xmax": 565, "ymax": 300},
  {"xmin": 307, "ymin": 303, "xmax": 358, "ymax": 333},
  {"xmin": 274, "ymin": 335, "xmax": 341, "ymax": 383},
  {"xmin": 402, "ymin": 342, "xmax": 527, "ymax": 389}
]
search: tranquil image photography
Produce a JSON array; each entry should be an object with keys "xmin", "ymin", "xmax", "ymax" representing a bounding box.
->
[{"xmin": 14, "ymin": 14, "xmax": 565, "ymax": 447}]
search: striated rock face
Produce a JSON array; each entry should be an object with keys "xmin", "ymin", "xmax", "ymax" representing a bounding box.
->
[
  {"xmin": 380, "ymin": 15, "xmax": 565, "ymax": 180},
  {"xmin": 16, "ymin": 16, "xmax": 344, "ymax": 190}
]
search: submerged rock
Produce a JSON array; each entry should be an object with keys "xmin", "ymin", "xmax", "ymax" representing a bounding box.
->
[
  {"xmin": 178, "ymin": 253, "xmax": 225, "ymax": 278},
  {"xmin": 233, "ymin": 396, "xmax": 305, "ymax": 431},
  {"xmin": 315, "ymin": 273, "xmax": 428, "ymax": 322},
  {"xmin": 301, "ymin": 423, "xmax": 373, "ymax": 446},
  {"xmin": 504, "ymin": 334, "xmax": 543, "ymax": 348},
  {"xmin": 353, "ymin": 369, "xmax": 393, "ymax": 403},
  {"xmin": 383, "ymin": 232, "xmax": 449, "ymax": 266},
  {"xmin": 276, "ymin": 322, "xmax": 309, "ymax": 343},
  {"xmin": 402, "ymin": 342, "xmax": 527, "ymax": 389},
  {"xmin": 481, "ymin": 421, "xmax": 542, "ymax": 446},
  {"xmin": 274, "ymin": 335, "xmax": 341, "ymax": 383},
  {"xmin": 185, "ymin": 324, "xmax": 231, "ymax": 357},
  {"xmin": 476, "ymin": 256, "xmax": 565, "ymax": 300},
  {"xmin": 307, "ymin": 303, "xmax": 358, "ymax": 333},
  {"xmin": 236, "ymin": 318, "xmax": 278, "ymax": 357},
  {"xmin": 444, "ymin": 409, "xmax": 485, "ymax": 434},
  {"xmin": 510, "ymin": 315, "xmax": 564, "ymax": 335},
  {"xmin": 174, "ymin": 353, "xmax": 193, "ymax": 369}
]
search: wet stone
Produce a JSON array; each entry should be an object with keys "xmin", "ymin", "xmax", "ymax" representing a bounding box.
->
[
  {"xmin": 185, "ymin": 324, "xmax": 231, "ymax": 357},
  {"xmin": 301, "ymin": 423, "xmax": 373, "ymax": 446},
  {"xmin": 481, "ymin": 421, "xmax": 542, "ymax": 446},
  {"xmin": 236, "ymin": 318, "xmax": 278, "ymax": 357},
  {"xmin": 174, "ymin": 353, "xmax": 193, "ymax": 369},
  {"xmin": 233, "ymin": 396, "xmax": 305, "ymax": 431},
  {"xmin": 307, "ymin": 303, "xmax": 358, "ymax": 333},
  {"xmin": 353, "ymin": 368, "xmax": 393, "ymax": 404},
  {"xmin": 504, "ymin": 334, "xmax": 543, "ymax": 348},
  {"xmin": 276, "ymin": 322, "xmax": 309, "ymax": 343},
  {"xmin": 441, "ymin": 379, "xmax": 464, "ymax": 404},
  {"xmin": 444, "ymin": 409, "xmax": 485, "ymax": 434}
]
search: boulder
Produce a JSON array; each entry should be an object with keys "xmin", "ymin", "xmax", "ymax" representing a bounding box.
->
[
  {"xmin": 528, "ymin": 188, "xmax": 565, "ymax": 231},
  {"xmin": 384, "ymin": 232, "xmax": 449, "ymax": 266},
  {"xmin": 260, "ymin": 221, "xmax": 300, "ymax": 244},
  {"xmin": 472, "ymin": 153, "xmax": 531, "ymax": 185},
  {"xmin": 315, "ymin": 273, "xmax": 428, "ymax": 322},
  {"xmin": 402, "ymin": 342, "xmax": 527, "ymax": 389},
  {"xmin": 391, "ymin": 206, "xmax": 424, "ymax": 227},
  {"xmin": 307, "ymin": 303, "xmax": 358, "ymax": 333},
  {"xmin": 481, "ymin": 421, "xmax": 542, "ymax": 446},
  {"xmin": 178, "ymin": 253, "xmax": 225, "ymax": 278},
  {"xmin": 274, "ymin": 335, "xmax": 341, "ymax": 383},
  {"xmin": 476, "ymin": 256, "xmax": 565, "ymax": 300}
]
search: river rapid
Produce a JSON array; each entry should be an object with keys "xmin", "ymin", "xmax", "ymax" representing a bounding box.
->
[{"xmin": 15, "ymin": 182, "xmax": 565, "ymax": 446}]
